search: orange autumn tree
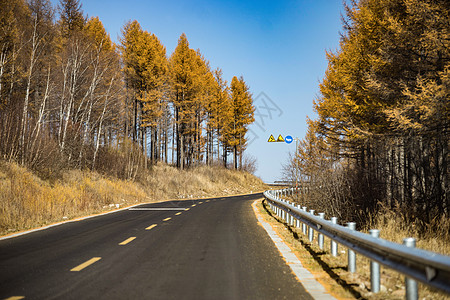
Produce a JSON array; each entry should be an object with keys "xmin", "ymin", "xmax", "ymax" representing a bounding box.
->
[
  {"xmin": 119, "ymin": 20, "xmax": 168, "ymax": 166},
  {"xmin": 228, "ymin": 76, "xmax": 254, "ymax": 169},
  {"xmin": 292, "ymin": 0, "xmax": 449, "ymax": 225}
]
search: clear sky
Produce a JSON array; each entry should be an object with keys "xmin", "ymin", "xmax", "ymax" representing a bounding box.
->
[{"xmin": 57, "ymin": 0, "xmax": 345, "ymax": 183}]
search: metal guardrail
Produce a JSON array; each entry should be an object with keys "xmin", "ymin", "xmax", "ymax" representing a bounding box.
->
[{"xmin": 263, "ymin": 188, "xmax": 450, "ymax": 299}]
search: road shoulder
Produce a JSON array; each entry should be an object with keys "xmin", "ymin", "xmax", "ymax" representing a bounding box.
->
[{"xmin": 252, "ymin": 198, "xmax": 349, "ymax": 300}]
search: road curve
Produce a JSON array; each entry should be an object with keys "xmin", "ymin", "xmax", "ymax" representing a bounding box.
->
[{"xmin": 0, "ymin": 193, "xmax": 313, "ymax": 299}]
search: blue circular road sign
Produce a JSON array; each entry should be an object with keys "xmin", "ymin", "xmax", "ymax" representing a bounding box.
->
[{"xmin": 285, "ymin": 135, "xmax": 293, "ymax": 144}]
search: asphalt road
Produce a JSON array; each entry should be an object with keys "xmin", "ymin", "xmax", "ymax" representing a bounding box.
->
[{"xmin": 0, "ymin": 193, "xmax": 313, "ymax": 299}]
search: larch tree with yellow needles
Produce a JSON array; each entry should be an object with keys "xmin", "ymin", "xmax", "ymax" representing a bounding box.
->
[
  {"xmin": 229, "ymin": 76, "xmax": 254, "ymax": 170},
  {"xmin": 292, "ymin": 0, "xmax": 449, "ymax": 226}
]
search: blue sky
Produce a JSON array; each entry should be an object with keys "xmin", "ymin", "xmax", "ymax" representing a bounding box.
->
[{"xmin": 59, "ymin": 0, "xmax": 345, "ymax": 183}]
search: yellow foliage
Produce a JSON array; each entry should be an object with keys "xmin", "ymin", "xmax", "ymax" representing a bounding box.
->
[{"xmin": 85, "ymin": 16, "xmax": 113, "ymax": 52}]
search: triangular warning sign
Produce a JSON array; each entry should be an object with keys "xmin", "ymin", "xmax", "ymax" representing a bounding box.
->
[
  {"xmin": 277, "ymin": 134, "xmax": 285, "ymax": 142},
  {"xmin": 268, "ymin": 134, "xmax": 276, "ymax": 142}
]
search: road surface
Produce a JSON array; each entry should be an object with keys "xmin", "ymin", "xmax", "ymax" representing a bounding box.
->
[{"xmin": 0, "ymin": 193, "xmax": 313, "ymax": 299}]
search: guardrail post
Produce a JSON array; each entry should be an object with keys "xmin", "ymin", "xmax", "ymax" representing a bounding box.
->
[
  {"xmin": 285, "ymin": 206, "xmax": 290, "ymax": 224},
  {"xmin": 296, "ymin": 205, "xmax": 301, "ymax": 228},
  {"xmin": 284, "ymin": 201, "xmax": 288, "ymax": 222},
  {"xmin": 403, "ymin": 238, "xmax": 418, "ymax": 300},
  {"xmin": 347, "ymin": 222, "xmax": 356, "ymax": 273},
  {"xmin": 289, "ymin": 205, "xmax": 294, "ymax": 226},
  {"xmin": 286, "ymin": 202, "xmax": 292, "ymax": 225},
  {"xmin": 318, "ymin": 213, "xmax": 325, "ymax": 250},
  {"xmin": 285, "ymin": 202, "xmax": 289, "ymax": 224},
  {"xmin": 331, "ymin": 217, "xmax": 338, "ymax": 256},
  {"xmin": 302, "ymin": 207, "xmax": 307, "ymax": 235},
  {"xmin": 290, "ymin": 204, "xmax": 295, "ymax": 226},
  {"xmin": 369, "ymin": 229, "xmax": 380, "ymax": 293},
  {"xmin": 308, "ymin": 210, "xmax": 315, "ymax": 242}
]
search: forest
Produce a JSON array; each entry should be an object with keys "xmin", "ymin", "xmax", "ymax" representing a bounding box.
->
[
  {"xmin": 284, "ymin": 0, "xmax": 449, "ymax": 231},
  {"xmin": 0, "ymin": 0, "xmax": 255, "ymax": 180}
]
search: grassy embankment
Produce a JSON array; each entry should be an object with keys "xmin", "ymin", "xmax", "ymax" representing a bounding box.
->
[
  {"xmin": 0, "ymin": 161, "xmax": 266, "ymax": 236},
  {"xmin": 259, "ymin": 198, "xmax": 450, "ymax": 300}
]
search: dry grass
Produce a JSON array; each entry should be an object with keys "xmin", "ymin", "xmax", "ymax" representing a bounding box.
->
[
  {"xmin": 357, "ymin": 206, "xmax": 450, "ymax": 299},
  {"xmin": 0, "ymin": 161, "xmax": 266, "ymax": 236},
  {"xmin": 365, "ymin": 204, "xmax": 450, "ymax": 256},
  {"xmin": 0, "ymin": 162, "xmax": 147, "ymax": 235},
  {"xmin": 263, "ymin": 197, "xmax": 450, "ymax": 299},
  {"xmin": 141, "ymin": 163, "xmax": 265, "ymax": 200}
]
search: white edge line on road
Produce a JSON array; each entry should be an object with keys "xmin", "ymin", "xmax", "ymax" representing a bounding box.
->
[{"xmin": 252, "ymin": 200, "xmax": 337, "ymax": 300}]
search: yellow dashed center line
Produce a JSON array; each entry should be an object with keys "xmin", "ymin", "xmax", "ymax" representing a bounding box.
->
[
  {"xmin": 191, "ymin": 204, "xmax": 196, "ymax": 207},
  {"xmin": 146, "ymin": 224, "xmax": 157, "ymax": 230},
  {"xmin": 185, "ymin": 208, "xmax": 190, "ymax": 211},
  {"xmin": 199, "ymin": 202, "xmax": 203, "ymax": 204},
  {"xmin": 175, "ymin": 212, "xmax": 182, "ymax": 216},
  {"xmin": 163, "ymin": 217, "xmax": 171, "ymax": 222},
  {"xmin": 70, "ymin": 257, "xmax": 101, "ymax": 272},
  {"xmin": 119, "ymin": 237, "xmax": 136, "ymax": 245},
  {"xmin": 5, "ymin": 297, "xmax": 25, "ymax": 300}
]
